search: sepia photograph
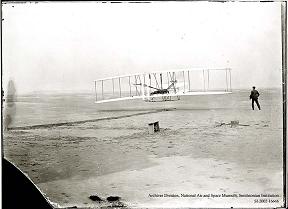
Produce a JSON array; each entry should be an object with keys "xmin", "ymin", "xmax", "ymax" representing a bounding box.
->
[{"xmin": 2, "ymin": 1, "xmax": 286, "ymax": 208}]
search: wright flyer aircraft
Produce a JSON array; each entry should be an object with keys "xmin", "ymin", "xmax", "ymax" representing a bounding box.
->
[{"xmin": 94, "ymin": 68, "xmax": 232, "ymax": 103}]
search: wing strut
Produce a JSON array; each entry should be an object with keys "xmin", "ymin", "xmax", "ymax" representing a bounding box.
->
[
  {"xmin": 119, "ymin": 78, "xmax": 121, "ymax": 97},
  {"xmin": 94, "ymin": 81, "xmax": 97, "ymax": 101}
]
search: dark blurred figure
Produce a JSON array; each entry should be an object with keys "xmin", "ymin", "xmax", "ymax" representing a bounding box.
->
[
  {"xmin": 249, "ymin": 86, "xmax": 261, "ymax": 110},
  {"xmin": 4, "ymin": 80, "xmax": 17, "ymax": 130}
]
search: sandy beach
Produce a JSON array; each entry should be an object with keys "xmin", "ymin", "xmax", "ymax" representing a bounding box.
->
[
  {"xmin": 3, "ymin": 89, "xmax": 283, "ymax": 208},
  {"xmin": 2, "ymin": 1, "xmax": 285, "ymax": 207}
]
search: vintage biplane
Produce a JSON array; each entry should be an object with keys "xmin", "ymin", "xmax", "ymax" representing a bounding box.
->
[{"xmin": 94, "ymin": 68, "xmax": 232, "ymax": 103}]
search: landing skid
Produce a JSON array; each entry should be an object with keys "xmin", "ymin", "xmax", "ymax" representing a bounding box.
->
[{"xmin": 144, "ymin": 95, "xmax": 181, "ymax": 102}]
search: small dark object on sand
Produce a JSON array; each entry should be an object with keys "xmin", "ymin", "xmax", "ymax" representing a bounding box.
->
[
  {"xmin": 89, "ymin": 195, "xmax": 103, "ymax": 202},
  {"xmin": 107, "ymin": 196, "xmax": 121, "ymax": 202}
]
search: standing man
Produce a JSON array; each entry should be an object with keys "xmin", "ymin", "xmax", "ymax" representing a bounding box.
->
[{"xmin": 250, "ymin": 86, "xmax": 261, "ymax": 110}]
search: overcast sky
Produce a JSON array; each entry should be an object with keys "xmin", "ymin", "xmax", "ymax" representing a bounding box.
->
[{"xmin": 2, "ymin": 1, "xmax": 282, "ymax": 94}]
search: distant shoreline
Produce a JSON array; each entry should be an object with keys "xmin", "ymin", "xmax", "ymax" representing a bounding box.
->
[{"xmin": 7, "ymin": 87, "xmax": 283, "ymax": 97}]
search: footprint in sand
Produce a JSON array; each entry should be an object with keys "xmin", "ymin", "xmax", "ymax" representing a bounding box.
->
[
  {"xmin": 257, "ymin": 177, "xmax": 270, "ymax": 185},
  {"xmin": 89, "ymin": 195, "xmax": 103, "ymax": 202},
  {"xmin": 61, "ymin": 192, "xmax": 70, "ymax": 198},
  {"xmin": 264, "ymin": 187, "xmax": 281, "ymax": 193},
  {"xmin": 106, "ymin": 196, "xmax": 121, "ymax": 202}
]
